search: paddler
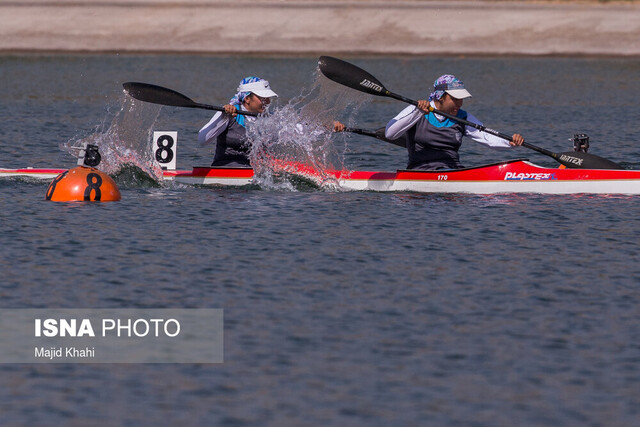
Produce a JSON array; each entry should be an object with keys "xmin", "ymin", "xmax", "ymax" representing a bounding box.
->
[
  {"xmin": 385, "ymin": 75, "xmax": 525, "ymax": 170},
  {"xmin": 199, "ymin": 76, "xmax": 279, "ymax": 167},
  {"xmin": 199, "ymin": 77, "xmax": 348, "ymax": 167}
]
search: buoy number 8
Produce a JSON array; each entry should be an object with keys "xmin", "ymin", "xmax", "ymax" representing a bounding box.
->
[{"xmin": 84, "ymin": 173, "xmax": 103, "ymax": 201}]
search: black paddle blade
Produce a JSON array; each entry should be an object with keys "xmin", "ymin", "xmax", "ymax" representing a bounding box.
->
[
  {"xmin": 123, "ymin": 82, "xmax": 198, "ymax": 108},
  {"xmin": 318, "ymin": 56, "xmax": 388, "ymax": 97},
  {"xmin": 556, "ymin": 151, "xmax": 624, "ymax": 170}
]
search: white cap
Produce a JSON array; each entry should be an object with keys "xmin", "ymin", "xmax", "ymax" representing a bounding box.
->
[
  {"xmin": 446, "ymin": 87, "xmax": 472, "ymax": 100},
  {"xmin": 433, "ymin": 77, "xmax": 472, "ymax": 100},
  {"xmin": 237, "ymin": 79, "xmax": 278, "ymax": 98}
]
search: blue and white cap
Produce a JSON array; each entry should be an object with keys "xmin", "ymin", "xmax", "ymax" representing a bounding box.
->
[
  {"xmin": 429, "ymin": 75, "xmax": 472, "ymax": 101},
  {"xmin": 230, "ymin": 77, "xmax": 278, "ymax": 105}
]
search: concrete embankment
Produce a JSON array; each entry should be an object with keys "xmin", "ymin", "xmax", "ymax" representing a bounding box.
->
[{"xmin": 1, "ymin": 1, "xmax": 639, "ymax": 56}]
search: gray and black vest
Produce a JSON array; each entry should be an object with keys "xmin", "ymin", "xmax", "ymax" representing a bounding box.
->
[
  {"xmin": 407, "ymin": 110, "xmax": 468, "ymax": 170},
  {"xmin": 212, "ymin": 113, "xmax": 251, "ymax": 167}
]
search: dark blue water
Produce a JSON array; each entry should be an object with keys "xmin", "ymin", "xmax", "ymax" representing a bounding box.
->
[{"xmin": 1, "ymin": 55, "xmax": 640, "ymax": 425}]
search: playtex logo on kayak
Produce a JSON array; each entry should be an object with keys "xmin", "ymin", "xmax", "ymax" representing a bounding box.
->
[
  {"xmin": 0, "ymin": 309, "xmax": 223, "ymax": 363},
  {"xmin": 504, "ymin": 171, "xmax": 558, "ymax": 181}
]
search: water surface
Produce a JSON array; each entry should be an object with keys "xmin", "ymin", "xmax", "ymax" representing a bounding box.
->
[{"xmin": 1, "ymin": 55, "xmax": 639, "ymax": 425}]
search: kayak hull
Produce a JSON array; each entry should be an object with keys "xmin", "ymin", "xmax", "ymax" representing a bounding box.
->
[{"xmin": 4, "ymin": 159, "xmax": 640, "ymax": 194}]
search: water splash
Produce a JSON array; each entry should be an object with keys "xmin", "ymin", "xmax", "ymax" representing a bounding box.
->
[
  {"xmin": 247, "ymin": 72, "xmax": 370, "ymax": 191},
  {"xmin": 61, "ymin": 93, "xmax": 164, "ymax": 183},
  {"xmin": 58, "ymin": 74, "xmax": 370, "ymax": 192}
]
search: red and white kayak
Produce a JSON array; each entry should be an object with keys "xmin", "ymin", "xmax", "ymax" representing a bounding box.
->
[{"xmin": 3, "ymin": 159, "xmax": 640, "ymax": 194}]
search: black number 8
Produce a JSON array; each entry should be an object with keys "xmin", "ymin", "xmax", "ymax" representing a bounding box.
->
[
  {"xmin": 155, "ymin": 135, "xmax": 174, "ymax": 164},
  {"xmin": 84, "ymin": 173, "xmax": 103, "ymax": 201}
]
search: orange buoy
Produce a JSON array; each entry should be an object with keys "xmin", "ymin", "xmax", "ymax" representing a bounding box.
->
[{"xmin": 45, "ymin": 166, "xmax": 121, "ymax": 202}]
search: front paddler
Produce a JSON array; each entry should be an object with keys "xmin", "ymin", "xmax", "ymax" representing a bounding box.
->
[
  {"xmin": 198, "ymin": 77, "xmax": 278, "ymax": 167},
  {"xmin": 385, "ymin": 74, "xmax": 525, "ymax": 170}
]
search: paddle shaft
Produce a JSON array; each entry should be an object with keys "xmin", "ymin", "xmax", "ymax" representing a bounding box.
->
[
  {"xmin": 345, "ymin": 127, "xmax": 405, "ymax": 148},
  {"xmin": 179, "ymin": 102, "xmax": 258, "ymax": 117},
  {"xmin": 379, "ymin": 89, "xmax": 623, "ymax": 168},
  {"xmin": 388, "ymin": 91, "xmax": 626, "ymax": 168},
  {"xmin": 384, "ymin": 91, "xmax": 564, "ymax": 155},
  {"xmin": 386, "ymin": 91, "xmax": 516, "ymax": 140}
]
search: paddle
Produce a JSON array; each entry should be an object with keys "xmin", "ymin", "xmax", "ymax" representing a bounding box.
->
[
  {"xmin": 345, "ymin": 127, "xmax": 405, "ymax": 148},
  {"xmin": 318, "ymin": 56, "xmax": 624, "ymax": 170},
  {"xmin": 122, "ymin": 82, "xmax": 258, "ymax": 117}
]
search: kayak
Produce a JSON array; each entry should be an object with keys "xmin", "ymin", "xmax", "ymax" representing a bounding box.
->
[{"xmin": 3, "ymin": 158, "xmax": 640, "ymax": 194}]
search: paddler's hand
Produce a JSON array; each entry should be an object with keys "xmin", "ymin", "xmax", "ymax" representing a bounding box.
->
[
  {"xmin": 417, "ymin": 100, "xmax": 431, "ymax": 113},
  {"xmin": 223, "ymin": 104, "xmax": 237, "ymax": 117},
  {"xmin": 333, "ymin": 121, "xmax": 346, "ymax": 132},
  {"xmin": 510, "ymin": 134, "xmax": 525, "ymax": 146}
]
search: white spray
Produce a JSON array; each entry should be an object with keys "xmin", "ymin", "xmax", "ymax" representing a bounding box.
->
[
  {"xmin": 61, "ymin": 94, "xmax": 165, "ymax": 182},
  {"xmin": 247, "ymin": 72, "xmax": 370, "ymax": 190}
]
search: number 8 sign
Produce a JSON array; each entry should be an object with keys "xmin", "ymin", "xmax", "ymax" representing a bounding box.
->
[{"xmin": 153, "ymin": 131, "xmax": 177, "ymax": 170}]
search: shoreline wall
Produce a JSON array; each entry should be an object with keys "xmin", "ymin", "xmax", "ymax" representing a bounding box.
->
[{"xmin": 1, "ymin": 1, "xmax": 639, "ymax": 56}]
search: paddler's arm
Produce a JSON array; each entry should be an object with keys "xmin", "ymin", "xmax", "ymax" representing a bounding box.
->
[
  {"xmin": 464, "ymin": 112, "xmax": 525, "ymax": 148},
  {"xmin": 198, "ymin": 109, "xmax": 233, "ymax": 146},
  {"xmin": 385, "ymin": 104, "xmax": 423, "ymax": 140}
]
